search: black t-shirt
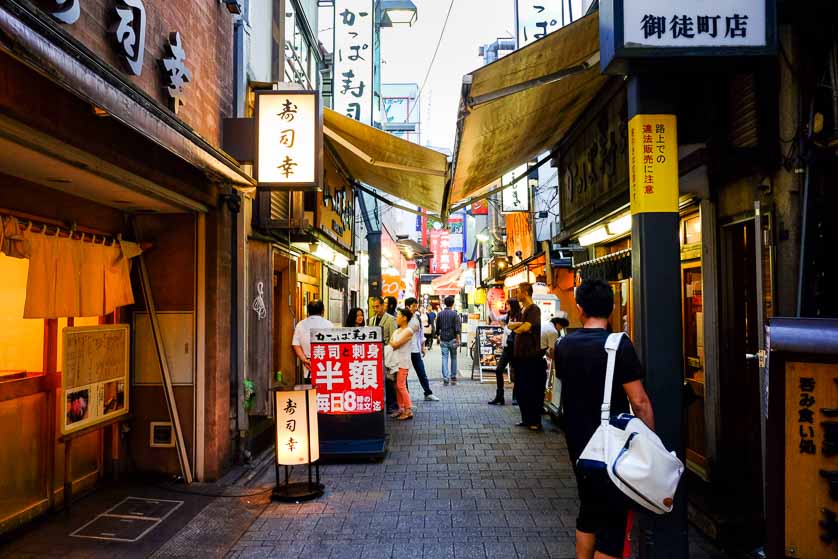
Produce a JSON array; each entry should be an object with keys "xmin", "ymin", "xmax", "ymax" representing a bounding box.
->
[
  {"xmin": 513, "ymin": 303, "xmax": 541, "ymax": 358},
  {"xmin": 554, "ymin": 328, "xmax": 644, "ymax": 464}
]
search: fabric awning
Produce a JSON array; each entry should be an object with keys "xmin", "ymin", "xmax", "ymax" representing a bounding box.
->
[
  {"xmin": 430, "ymin": 265, "xmax": 465, "ymax": 296},
  {"xmin": 323, "ymin": 109, "xmax": 449, "ymax": 214},
  {"xmin": 446, "ymin": 12, "xmax": 607, "ymax": 209}
]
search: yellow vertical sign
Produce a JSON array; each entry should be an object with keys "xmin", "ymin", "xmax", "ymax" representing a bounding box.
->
[{"xmin": 628, "ymin": 114, "xmax": 679, "ymax": 214}]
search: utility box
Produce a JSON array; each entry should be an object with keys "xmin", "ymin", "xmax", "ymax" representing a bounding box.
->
[{"xmin": 767, "ymin": 318, "xmax": 838, "ymax": 558}]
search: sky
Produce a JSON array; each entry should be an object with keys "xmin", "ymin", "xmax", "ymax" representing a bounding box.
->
[{"xmin": 379, "ymin": 0, "xmax": 515, "ymax": 152}]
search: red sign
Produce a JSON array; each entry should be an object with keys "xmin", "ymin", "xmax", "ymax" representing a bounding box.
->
[
  {"xmin": 471, "ymin": 199, "xmax": 489, "ymax": 215},
  {"xmin": 429, "ymin": 230, "xmax": 462, "ymax": 275},
  {"xmin": 310, "ymin": 327, "xmax": 384, "ymax": 415}
]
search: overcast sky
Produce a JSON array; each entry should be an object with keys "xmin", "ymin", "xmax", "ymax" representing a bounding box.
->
[{"xmin": 379, "ymin": 0, "xmax": 515, "ymax": 151}]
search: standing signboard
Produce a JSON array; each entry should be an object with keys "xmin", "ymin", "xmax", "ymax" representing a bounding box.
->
[
  {"xmin": 62, "ymin": 325, "xmax": 130, "ymax": 435},
  {"xmin": 476, "ymin": 326, "xmax": 506, "ymax": 383},
  {"xmin": 310, "ymin": 327, "xmax": 385, "ymax": 457},
  {"xmin": 766, "ymin": 318, "xmax": 838, "ymax": 558}
]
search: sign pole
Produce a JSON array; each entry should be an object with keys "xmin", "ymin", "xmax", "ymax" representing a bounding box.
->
[{"xmin": 627, "ymin": 75, "xmax": 688, "ymax": 558}]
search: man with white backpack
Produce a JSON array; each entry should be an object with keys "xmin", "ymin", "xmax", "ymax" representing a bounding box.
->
[{"xmin": 554, "ymin": 280, "xmax": 655, "ymax": 559}]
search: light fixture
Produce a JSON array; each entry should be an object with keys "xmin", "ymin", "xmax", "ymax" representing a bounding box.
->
[
  {"xmin": 380, "ymin": 0, "xmax": 418, "ymax": 27},
  {"xmin": 272, "ymin": 385, "xmax": 323, "ymax": 502},
  {"xmin": 476, "ymin": 230, "xmax": 490, "ymax": 243},
  {"xmin": 224, "ymin": 0, "xmax": 242, "ymax": 15},
  {"xmin": 578, "ymin": 226, "xmax": 609, "ymax": 247},
  {"xmin": 606, "ymin": 214, "xmax": 632, "ymax": 236}
]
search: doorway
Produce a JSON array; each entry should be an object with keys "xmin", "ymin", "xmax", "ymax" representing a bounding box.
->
[{"xmin": 719, "ymin": 218, "xmax": 763, "ymax": 542}]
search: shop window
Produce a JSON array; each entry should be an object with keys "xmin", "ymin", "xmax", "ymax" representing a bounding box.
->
[
  {"xmin": 0, "ymin": 254, "xmax": 43, "ymax": 375},
  {"xmin": 682, "ymin": 214, "xmax": 701, "ymax": 246}
]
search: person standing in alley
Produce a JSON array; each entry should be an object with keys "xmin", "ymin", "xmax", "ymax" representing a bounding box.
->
[
  {"xmin": 426, "ymin": 306, "xmax": 437, "ymax": 350},
  {"xmin": 291, "ymin": 299, "xmax": 333, "ymax": 381},
  {"xmin": 488, "ymin": 299, "xmax": 521, "ymax": 406},
  {"xmin": 389, "ymin": 307, "xmax": 415, "ymax": 420},
  {"xmin": 435, "ymin": 295, "xmax": 461, "ymax": 385},
  {"xmin": 405, "ymin": 297, "xmax": 439, "ymax": 401},
  {"xmin": 508, "ymin": 283, "xmax": 544, "ymax": 431},
  {"xmin": 554, "ymin": 279, "xmax": 654, "ymax": 559},
  {"xmin": 369, "ymin": 296, "xmax": 398, "ymax": 414}
]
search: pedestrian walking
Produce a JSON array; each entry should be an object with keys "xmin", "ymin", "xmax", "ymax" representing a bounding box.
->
[
  {"xmin": 369, "ymin": 296, "xmax": 398, "ymax": 414},
  {"xmin": 435, "ymin": 295, "xmax": 461, "ymax": 385},
  {"xmin": 345, "ymin": 307, "xmax": 365, "ymax": 327},
  {"xmin": 553, "ymin": 279, "xmax": 654, "ymax": 559},
  {"xmin": 488, "ymin": 299, "xmax": 521, "ymax": 406},
  {"xmin": 426, "ymin": 307, "xmax": 437, "ymax": 349},
  {"xmin": 291, "ymin": 299, "xmax": 333, "ymax": 380},
  {"xmin": 405, "ymin": 297, "xmax": 439, "ymax": 401},
  {"xmin": 389, "ymin": 307, "xmax": 415, "ymax": 420},
  {"xmin": 420, "ymin": 307, "xmax": 432, "ymax": 346},
  {"xmin": 508, "ymin": 283, "xmax": 544, "ymax": 431}
]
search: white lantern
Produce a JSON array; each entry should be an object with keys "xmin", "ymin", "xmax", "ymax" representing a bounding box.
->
[{"xmin": 272, "ymin": 385, "xmax": 323, "ymax": 501}]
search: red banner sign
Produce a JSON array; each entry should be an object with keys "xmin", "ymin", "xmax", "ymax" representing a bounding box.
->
[
  {"xmin": 310, "ymin": 327, "xmax": 384, "ymax": 415},
  {"xmin": 429, "ymin": 230, "xmax": 462, "ymax": 275}
]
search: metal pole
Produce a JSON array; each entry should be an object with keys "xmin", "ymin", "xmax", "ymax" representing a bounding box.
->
[
  {"xmin": 306, "ymin": 391, "xmax": 312, "ymax": 491},
  {"xmin": 627, "ymin": 75, "xmax": 688, "ymax": 559}
]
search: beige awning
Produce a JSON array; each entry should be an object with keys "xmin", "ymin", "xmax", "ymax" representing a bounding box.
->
[
  {"xmin": 323, "ymin": 109, "xmax": 449, "ymax": 214},
  {"xmin": 446, "ymin": 12, "xmax": 608, "ymax": 209}
]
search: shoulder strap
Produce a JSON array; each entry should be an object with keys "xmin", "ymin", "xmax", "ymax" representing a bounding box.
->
[{"xmin": 601, "ymin": 332, "xmax": 625, "ymax": 425}]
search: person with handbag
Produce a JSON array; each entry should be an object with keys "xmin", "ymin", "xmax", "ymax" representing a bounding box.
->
[
  {"xmin": 488, "ymin": 299, "xmax": 521, "ymax": 406},
  {"xmin": 553, "ymin": 279, "xmax": 655, "ymax": 559}
]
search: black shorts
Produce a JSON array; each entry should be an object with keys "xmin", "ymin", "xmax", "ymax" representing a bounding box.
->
[{"xmin": 575, "ymin": 467, "xmax": 632, "ymax": 558}]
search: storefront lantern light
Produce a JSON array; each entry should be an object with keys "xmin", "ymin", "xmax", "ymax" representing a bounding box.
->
[
  {"xmin": 311, "ymin": 242, "xmax": 349, "ymax": 269},
  {"xmin": 272, "ymin": 385, "xmax": 324, "ymax": 502},
  {"xmin": 255, "ymin": 90, "xmax": 322, "ymax": 191},
  {"xmin": 606, "ymin": 214, "xmax": 632, "ymax": 236}
]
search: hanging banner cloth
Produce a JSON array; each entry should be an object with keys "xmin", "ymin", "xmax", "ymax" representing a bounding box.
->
[
  {"xmin": 323, "ymin": 108, "xmax": 449, "ymax": 214},
  {"xmin": 446, "ymin": 12, "xmax": 607, "ymax": 209},
  {"xmin": 0, "ymin": 216, "xmax": 137, "ymax": 318}
]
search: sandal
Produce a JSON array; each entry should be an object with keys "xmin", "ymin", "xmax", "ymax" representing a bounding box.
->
[
  {"xmin": 389, "ymin": 410, "xmax": 403, "ymax": 418},
  {"xmin": 396, "ymin": 411, "xmax": 414, "ymax": 420}
]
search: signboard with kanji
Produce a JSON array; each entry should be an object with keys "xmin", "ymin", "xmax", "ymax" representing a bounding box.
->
[
  {"xmin": 255, "ymin": 90, "xmax": 322, "ymax": 190},
  {"xmin": 429, "ymin": 230, "xmax": 462, "ymax": 275},
  {"xmin": 310, "ymin": 327, "xmax": 384, "ymax": 415},
  {"xmin": 333, "ymin": 0, "xmax": 374, "ymax": 124},
  {"xmin": 600, "ymin": 0, "xmax": 776, "ymax": 74},
  {"xmin": 627, "ymin": 114, "xmax": 678, "ymax": 215},
  {"xmin": 275, "ymin": 387, "xmax": 319, "ymax": 465}
]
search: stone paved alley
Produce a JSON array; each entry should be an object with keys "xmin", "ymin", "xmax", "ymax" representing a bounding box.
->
[{"xmin": 0, "ymin": 347, "xmax": 729, "ymax": 559}]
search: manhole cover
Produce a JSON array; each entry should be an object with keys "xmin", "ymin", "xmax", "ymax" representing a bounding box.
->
[
  {"xmin": 71, "ymin": 515, "xmax": 159, "ymax": 542},
  {"xmin": 108, "ymin": 497, "xmax": 182, "ymax": 519},
  {"xmin": 70, "ymin": 496, "xmax": 184, "ymax": 542}
]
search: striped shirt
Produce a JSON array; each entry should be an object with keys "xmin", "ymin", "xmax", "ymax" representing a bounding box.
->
[{"xmin": 435, "ymin": 308, "xmax": 461, "ymax": 342}]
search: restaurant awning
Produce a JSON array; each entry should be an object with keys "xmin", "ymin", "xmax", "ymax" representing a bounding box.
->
[
  {"xmin": 323, "ymin": 108, "xmax": 449, "ymax": 214},
  {"xmin": 430, "ymin": 265, "xmax": 465, "ymax": 296},
  {"xmin": 445, "ymin": 12, "xmax": 607, "ymax": 210}
]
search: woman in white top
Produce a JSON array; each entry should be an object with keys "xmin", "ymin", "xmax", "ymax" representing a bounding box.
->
[{"xmin": 389, "ymin": 307, "xmax": 415, "ymax": 420}]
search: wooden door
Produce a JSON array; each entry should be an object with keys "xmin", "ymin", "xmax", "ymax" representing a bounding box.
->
[{"xmin": 682, "ymin": 262, "xmax": 708, "ymax": 479}]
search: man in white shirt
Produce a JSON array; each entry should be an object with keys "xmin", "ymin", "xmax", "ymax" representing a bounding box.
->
[
  {"xmin": 291, "ymin": 300, "xmax": 333, "ymax": 374},
  {"xmin": 541, "ymin": 317, "xmax": 560, "ymax": 360},
  {"xmin": 405, "ymin": 297, "xmax": 439, "ymax": 401}
]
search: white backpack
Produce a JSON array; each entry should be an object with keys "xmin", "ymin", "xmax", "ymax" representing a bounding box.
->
[{"xmin": 577, "ymin": 333, "xmax": 684, "ymax": 515}]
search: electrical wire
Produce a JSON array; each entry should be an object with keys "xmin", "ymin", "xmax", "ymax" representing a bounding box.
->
[{"xmin": 404, "ymin": 0, "xmax": 456, "ymax": 123}]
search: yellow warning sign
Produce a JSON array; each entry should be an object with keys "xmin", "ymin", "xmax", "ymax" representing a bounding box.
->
[{"xmin": 628, "ymin": 114, "xmax": 678, "ymax": 214}]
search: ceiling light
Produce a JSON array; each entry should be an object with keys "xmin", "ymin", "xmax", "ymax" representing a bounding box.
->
[{"xmin": 606, "ymin": 214, "xmax": 632, "ymax": 236}]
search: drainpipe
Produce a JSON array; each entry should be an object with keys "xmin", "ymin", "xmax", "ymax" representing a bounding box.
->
[{"xmin": 222, "ymin": 192, "xmax": 242, "ymax": 459}]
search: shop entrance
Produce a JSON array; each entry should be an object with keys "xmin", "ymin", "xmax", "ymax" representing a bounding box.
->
[{"xmin": 719, "ymin": 218, "xmax": 764, "ymax": 541}]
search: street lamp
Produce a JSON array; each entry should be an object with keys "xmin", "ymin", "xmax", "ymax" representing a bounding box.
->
[{"xmin": 379, "ymin": 0, "xmax": 418, "ymax": 27}]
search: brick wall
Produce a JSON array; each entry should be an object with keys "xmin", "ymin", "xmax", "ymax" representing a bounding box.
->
[{"xmin": 54, "ymin": 0, "xmax": 234, "ymax": 148}]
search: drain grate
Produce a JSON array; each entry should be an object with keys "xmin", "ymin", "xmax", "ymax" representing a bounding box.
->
[{"xmin": 70, "ymin": 497, "xmax": 183, "ymax": 542}]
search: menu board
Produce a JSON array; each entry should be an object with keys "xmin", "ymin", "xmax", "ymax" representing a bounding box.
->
[
  {"xmin": 477, "ymin": 326, "xmax": 505, "ymax": 373},
  {"xmin": 61, "ymin": 325, "xmax": 130, "ymax": 435}
]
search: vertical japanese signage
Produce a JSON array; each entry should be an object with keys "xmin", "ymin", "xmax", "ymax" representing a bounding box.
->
[
  {"xmin": 502, "ymin": 164, "xmax": 530, "ymax": 213},
  {"xmin": 515, "ymin": 0, "xmax": 577, "ymax": 48},
  {"xmin": 429, "ymin": 230, "xmax": 461, "ymax": 274},
  {"xmin": 447, "ymin": 214, "xmax": 464, "ymax": 253},
  {"xmin": 275, "ymin": 388, "xmax": 320, "ymax": 465},
  {"xmin": 783, "ymin": 361, "xmax": 838, "ymax": 557},
  {"xmin": 334, "ymin": 0, "xmax": 374, "ymax": 124},
  {"xmin": 310, "ymin": 327, "xmax": 384, "ymax": 415},
  {"xmin": 255, "ymin": 90, "xmax": 322, "ymax": 189},
  {"xmin": 627, "ymin": 114, "xmax": 678, "ymax": 214},
  {"xmin": 623, "ymin": 0, "xmax": 767, "ymax": 48}
]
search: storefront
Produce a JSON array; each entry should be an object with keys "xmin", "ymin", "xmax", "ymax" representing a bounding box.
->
[{"xmin": 0, "ymin": 1, "xmax": 250, "ymax": 533}]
